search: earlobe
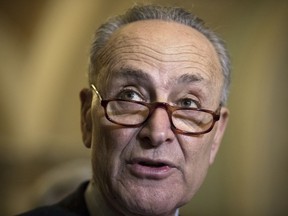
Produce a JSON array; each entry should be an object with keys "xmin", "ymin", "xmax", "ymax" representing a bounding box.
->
[
  {"xmin": 209, "ymin": 107, "xmax": 229, "ymax": 164},
  {"xmin": 80, "ymin": 88, "xmax": 93, "ymax": 148}
]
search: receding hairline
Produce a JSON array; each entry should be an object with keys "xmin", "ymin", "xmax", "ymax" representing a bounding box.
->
[
  {"xmin": 89, "ymin": 4, "xmax": 231, "ymax": 104},
  {"xmin": 109, "ymin": 19, "xmax": 218, "ymax": 49},
  {"xmin": 96, "ymin": 19, "xmax": 223, "ymax": 89}
]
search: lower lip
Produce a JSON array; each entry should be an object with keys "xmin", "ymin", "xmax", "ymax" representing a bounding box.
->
[{"xmin": 128, "ymin": 163, "xmax": 174, "ymax": 179}]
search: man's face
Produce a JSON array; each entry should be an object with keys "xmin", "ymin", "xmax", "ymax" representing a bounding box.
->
[{"xmin": 81, "ymin": 20, "xmax": 229, "ymax": 215}]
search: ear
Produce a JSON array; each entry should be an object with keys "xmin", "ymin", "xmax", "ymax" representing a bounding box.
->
[
  {"xmin": 80, "ymin": 88, "xmax": 93, "ymax": 148},
  {"xmin": 209, "ymin": 107, "xmax": 229, "ymax": 164}
]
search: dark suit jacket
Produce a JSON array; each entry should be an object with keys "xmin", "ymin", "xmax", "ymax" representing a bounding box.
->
[{"xmin": 18, "ymin": 181, "xmax": 90, "ymax": 216}]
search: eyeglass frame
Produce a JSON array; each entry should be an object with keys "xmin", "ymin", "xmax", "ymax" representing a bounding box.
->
[{"xmin": 90, "ymin": 84, "xmax": 221, "ymax": 135}]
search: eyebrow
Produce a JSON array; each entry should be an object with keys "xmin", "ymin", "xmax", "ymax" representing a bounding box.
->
[
  {"xmin": 177, "ymin": 73, "xmax": 204, "ymax": 84},
  {"xmin": 112, "ymin": 67, "xmax": 151, "ymax": 82}
]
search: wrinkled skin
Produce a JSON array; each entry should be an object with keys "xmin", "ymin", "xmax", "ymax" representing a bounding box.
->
[{"xmin": 80, "ymin": 20, "xmax": 229, "ymax": 216}]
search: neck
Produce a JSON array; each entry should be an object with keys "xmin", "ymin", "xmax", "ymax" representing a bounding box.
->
[{"xmin": 85, "ymin": 180, "xmax": 120, "ymax": 216}]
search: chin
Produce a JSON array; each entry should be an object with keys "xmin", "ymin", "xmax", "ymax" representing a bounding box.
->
[{"xmin": 114, "ymin": 183, "xmax": 188, "ymax": 216}]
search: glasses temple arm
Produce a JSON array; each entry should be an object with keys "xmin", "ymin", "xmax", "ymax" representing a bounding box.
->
[{"xmin": 90, "ymin": 84, "xmax": 103, "ymax": 101}]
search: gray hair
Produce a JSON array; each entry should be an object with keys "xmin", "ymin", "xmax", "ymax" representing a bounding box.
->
[{"xmin": 89, "ymin": 4, "xmax": 231, "ymax": 104}]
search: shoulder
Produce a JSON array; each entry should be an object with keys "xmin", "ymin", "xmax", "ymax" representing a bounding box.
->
[
  {"xmin": 17, "ymin": 205, "xmax": 76, "ymax": 216},
  {"xmin": 17, "ymin": 181, "xmax": 90, "ymax": 216}
]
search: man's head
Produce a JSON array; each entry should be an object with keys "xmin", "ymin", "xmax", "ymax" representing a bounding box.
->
[{"xmin": 80, "ymin": 5, "xmax": 230, "ymax": 216}]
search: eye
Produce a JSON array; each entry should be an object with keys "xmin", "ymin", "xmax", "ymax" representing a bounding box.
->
[
  {"xmin": 178, "ymin": 98, "xmax": 199, "ymax": 108},
  {"xmin": 118, "ymin": 89, "xmax": 143, "ymax": 102}
]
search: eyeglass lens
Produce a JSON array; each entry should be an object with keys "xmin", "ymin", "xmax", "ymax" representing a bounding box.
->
[{"xmin": 106, "ymin": 100, "xmax": 214, "ymax": 133}]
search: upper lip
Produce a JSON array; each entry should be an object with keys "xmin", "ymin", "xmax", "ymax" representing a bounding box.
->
[{"xmin": 128, "ymin": 157, "xmax": 177, "ymax": 168}]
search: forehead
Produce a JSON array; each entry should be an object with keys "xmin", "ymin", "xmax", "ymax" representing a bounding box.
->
[{"xmin": 98, "ymin": 20, "xmax": 222, "ymax": 95}]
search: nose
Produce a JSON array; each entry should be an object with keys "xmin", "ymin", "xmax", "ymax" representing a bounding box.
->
[{"xmin": 137, "ymin": 106, "xmax": 175, "ymax": 147}]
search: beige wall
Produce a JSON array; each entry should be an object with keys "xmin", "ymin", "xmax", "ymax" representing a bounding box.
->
[{"xmin": 1, "ymin": 0, "xmax": 287, "ymax": 215}]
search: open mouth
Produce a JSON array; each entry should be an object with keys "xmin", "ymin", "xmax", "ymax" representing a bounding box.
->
[
  {"xmin": 138, "ymin": 161, "xmax": 167, "ymax": 168},
  {"xmin": 128, "ymin": 158, "xmax": 174, "ymax": 179}
]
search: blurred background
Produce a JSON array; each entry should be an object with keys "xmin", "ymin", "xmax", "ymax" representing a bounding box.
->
[{"xmin": 0, "ymin": 0, "xmax": 287, "ymax": 215}]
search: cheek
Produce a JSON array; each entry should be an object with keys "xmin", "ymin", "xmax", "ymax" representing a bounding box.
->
[
  {"xmin": 178, "ymin": 135, "xmax": 214, "ymax": 194},
  {"xmin": 180, "ymin": 135, "xmax": 213, "ymax": 162},
  {"xmin": 92, "ymin": 116, "xmax": 138, "ymax": 173},
  {"xmin": 92, "ymin": 107, "xmax": 135, "ymax": 155}
]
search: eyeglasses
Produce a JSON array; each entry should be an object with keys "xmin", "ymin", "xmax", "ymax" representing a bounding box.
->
[{"xmin": 91, "ymin": 84, "xmax": 221, "ymax": 135}]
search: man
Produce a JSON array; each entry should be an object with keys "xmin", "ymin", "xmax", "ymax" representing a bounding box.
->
[{"xmin": 20, "ymin": 4, "xmax": 230, "ymax": 216}]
